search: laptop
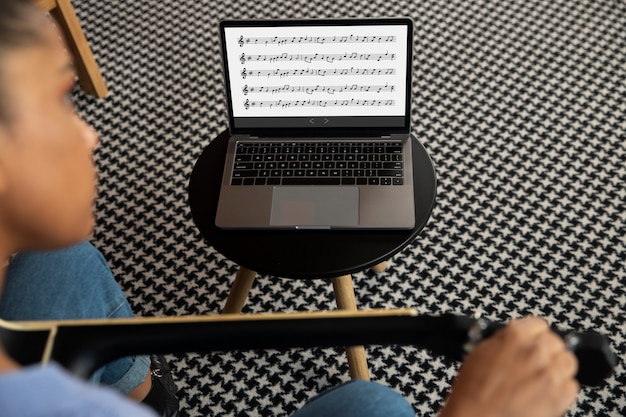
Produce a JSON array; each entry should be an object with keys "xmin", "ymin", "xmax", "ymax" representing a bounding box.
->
[{"xmin": 215, "ymin": 18, "xmax": 415, "ymax": 229}]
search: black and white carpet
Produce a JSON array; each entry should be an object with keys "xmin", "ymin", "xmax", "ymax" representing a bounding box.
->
[{"xmin": 70, "ymin": 0, "xmax": 624, "ymax": 415}]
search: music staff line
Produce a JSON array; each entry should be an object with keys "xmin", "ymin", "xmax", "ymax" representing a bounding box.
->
[
  {"xmin": 242, "ymin": 83, "xmax": 396, "ymax": 95},
  {"xmin": 239, "ymin": 51, "xmax": 396, "ymax": 64},
  {"xmin": 238, "ymin": 34, "xmax": 396, "ymax": 47},
  {"xmin": 243, "ymin": 98, "xmax": 396, "ymax": 109},
  {"xmin": 241, "ymin": 67, "xmax": 396, "ymax": 79}
]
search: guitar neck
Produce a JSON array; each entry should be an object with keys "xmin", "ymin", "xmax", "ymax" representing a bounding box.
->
[
  {"xmin": 0, "ymin": 309, "xmax": 615, "ymax": 387},
  {"xmin": 1, "ymin": 309, "xmax": 444, "ymax": 375}
]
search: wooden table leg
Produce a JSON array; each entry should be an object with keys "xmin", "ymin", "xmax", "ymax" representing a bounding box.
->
[
  {"xmin": 222, "ymin": 266, "xmax": 257, "ymax": 314},
  {"xmin": 370, "ymin": 261, "xmax": 387, "ymax": 273},
  {"xmin": 332, "ymin": 275, "xmax": 370, "ymax": 380},
  {"xmin": 50, "ymin": 0, "xmax": 109, "ymax": 98}
]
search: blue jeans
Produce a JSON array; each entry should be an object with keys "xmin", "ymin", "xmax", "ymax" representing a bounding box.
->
[
  {"xmin": 291, "ymin": 380, "xmax": 415, "ymax": 417},
  {"xmin": 0, "ymin": 243, "xmax": 415, "ymax": 416},
  {"xmin": 0, "ymin": 242, "xmax": 150, "ymax": 395}
]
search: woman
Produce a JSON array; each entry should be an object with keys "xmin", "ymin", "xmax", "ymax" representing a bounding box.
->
[
  {"xmin": 0, "ymin": 1, "xmax": 579, "ymax": 416},
  {"xmin": 0, "ymin": 1, "xmax": 177, "ymax": 415}
]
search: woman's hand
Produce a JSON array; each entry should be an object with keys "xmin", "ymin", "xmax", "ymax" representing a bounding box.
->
[{"xmin": 440, "ymin": 317, "xmax": 579, "ymax": 417}]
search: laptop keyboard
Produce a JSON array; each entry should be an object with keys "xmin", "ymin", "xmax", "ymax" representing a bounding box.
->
[{"xmin": 230, "ymin": 141, "xmax": 405, "ymax": 186}]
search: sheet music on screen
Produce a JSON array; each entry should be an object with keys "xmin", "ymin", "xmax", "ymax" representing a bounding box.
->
[{"xmin": 223, "ymin": 24, "xmax": 409, "ymax": 119}]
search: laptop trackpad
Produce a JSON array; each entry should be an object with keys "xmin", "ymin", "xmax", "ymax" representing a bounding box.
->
[{"xmin": 270, "ymin": 186, "xmax": 359, "ymax": 227}]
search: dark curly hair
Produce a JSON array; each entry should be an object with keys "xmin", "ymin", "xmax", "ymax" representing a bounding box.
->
[{"xmin": 0, "ymin": 0, "xmax": 47, "ymax": 125}]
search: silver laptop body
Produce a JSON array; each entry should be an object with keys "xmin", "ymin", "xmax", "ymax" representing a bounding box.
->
[{"xmin": 215, "ymin": 18, "xmax": 415, "ymax": 230}]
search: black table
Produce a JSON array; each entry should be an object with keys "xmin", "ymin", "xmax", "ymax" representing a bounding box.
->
[
  {"xmin": 188, "ymin": 129, "xmax": 436, "ymax": 379},
  {"xmin": 188, "ymin": 129, "xmax": 437, "ymax": 280}
]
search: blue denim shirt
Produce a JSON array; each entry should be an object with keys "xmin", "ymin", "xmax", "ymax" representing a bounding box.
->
[{"xmin": 0, "ymin": 363, "xmax": 156, "ymax": 417}]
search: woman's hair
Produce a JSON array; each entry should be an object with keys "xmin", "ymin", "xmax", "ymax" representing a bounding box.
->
[{"xmin": 0, "ymin": 0, "xmax": 46, "ymax": 125}]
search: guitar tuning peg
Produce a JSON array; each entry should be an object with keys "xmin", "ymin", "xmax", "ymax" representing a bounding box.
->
[
  {"xmin": 463, "ymin": 317, "xmax": 489, "ymax": 355},
  {"xmin": 563, "ymin": 332, "xmax": 581, "ymax": 351}
]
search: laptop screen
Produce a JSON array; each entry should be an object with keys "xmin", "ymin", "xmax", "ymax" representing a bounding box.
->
[{"xmin": 220, "ymin": 18, "xmax": 413, "ymax": 137}]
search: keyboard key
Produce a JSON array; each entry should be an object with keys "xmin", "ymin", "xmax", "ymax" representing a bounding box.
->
[
  {"xmin": 383, "ymin": 162, "xmax": 403, "ymax": 169},
  {"xmin": 282, "ymin": 178, "xmax": 341, "ymax": 185},
  {"xmin": 234, "ymin": 162, "xmax": 254, "ymax": 170},
  {"xmin": 378, "ymin": 169, "xmax": 403, "ymax": 177},
  {"xmin": 232, "ymin": 170, "xmax": 258, "ymax": 178}
]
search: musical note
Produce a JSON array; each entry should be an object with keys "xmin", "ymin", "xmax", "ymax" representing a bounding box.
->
[
  {"xmin": 240, "ymin": 53, "xmax": 246, "ymax": 64},
  {"xmin": 241, "ymin": 68, "xmax": 247, "ymax": 79},
  {"xmin": 242, "ymin": 85, "xmax": 249, "ymax": 95},
  {"xmin": 244, "ymin": 99, "xmax": 250, "ymax": 109},
  {"xmin": 238, "ymin": 35, "xmax": 244, "ymax": 47}
]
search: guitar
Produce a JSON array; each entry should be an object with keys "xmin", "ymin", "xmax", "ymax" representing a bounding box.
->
[{"xmin": 0, "ymin": 309, "xmax": 617, "ymax": 386}]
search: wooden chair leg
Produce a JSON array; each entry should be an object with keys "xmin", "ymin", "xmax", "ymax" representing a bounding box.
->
[
  {"xmin": 332, "ymin": 275, "xmax": 370, "ymax": 380},
  {"xmin": 50, "ymin": 0, "xmax": 108, "ymax": 98},
  {"xmin": 222, "ymin": 267, "xmax": 257, "ymax": 314},
  {"xmin": 370, "ymin": 261, "xmax": 387, "ymax": 273}
]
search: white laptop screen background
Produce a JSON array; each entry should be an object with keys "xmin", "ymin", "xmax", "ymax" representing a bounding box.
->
[{"xmin": 223, "ymin": 24, "xmax": 409, "ymax": 120}]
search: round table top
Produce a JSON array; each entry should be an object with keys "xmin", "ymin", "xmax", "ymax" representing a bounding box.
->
[{"xmin": 188, "ymin": 130, "xmax": 437, "ymax": 279}]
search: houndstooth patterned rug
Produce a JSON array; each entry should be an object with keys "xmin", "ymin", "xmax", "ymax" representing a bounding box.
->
[{"xmin": 69, "ymin": 0, "xmax": 625, "ymax": 416}]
